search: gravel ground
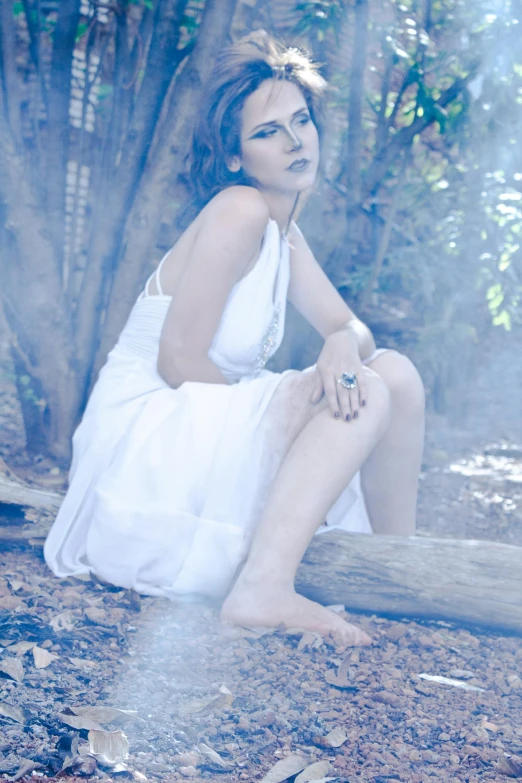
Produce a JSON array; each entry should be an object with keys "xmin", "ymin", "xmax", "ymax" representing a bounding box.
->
[{"xmin": 0, "ymin": 552, "xmax": 521, "ymax": 783}]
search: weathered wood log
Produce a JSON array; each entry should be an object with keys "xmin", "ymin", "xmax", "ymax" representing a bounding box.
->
[
  {"xmin": 1, "ymin": 476, "xmax": 521, "ymax": 634},
  {"xmin": 296, "ymin": 531, "xmax": 522, "ymax": 635},
  {"xmin": 0, "ymin": 475, "xmax": 62, "ymax": 511}
]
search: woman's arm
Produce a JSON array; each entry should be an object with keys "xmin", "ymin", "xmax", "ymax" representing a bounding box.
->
[
  {"xmin": 286, "ymin": 221, "xmax": 376, "ymax": 360},
  {"xmin": 157, "ymin": 187, "xmax": 270, "ymax": 388}
]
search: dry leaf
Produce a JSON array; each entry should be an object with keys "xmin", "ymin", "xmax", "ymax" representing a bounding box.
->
[
  {"xmin": 297, "ymin": 631, "xmax": 323, "ymax": 651},
  {"xmin": 71, "ymin": 705, "xmax": 143, "ymax": 725},
  {"xmin": 197, "ymin": 742, "xmax": 234, "ymax": 769},
  {"xmin": 84, "ymin": 606, "xmax": 111, "ymax": 626},
  {"xmin": 180, "ymin": 685, "xmax": 233, "ymax": 715},
  {"xmin": 259, "ymin": 754, "xmax": 309, "ymax": 783},
  {"xmin": 325, "ymin": 728, "xmax": 347, "ymax": 748},
  {"xmin": 69, "ymin": 657, "xmax": 97, "ymax": 669},
  {"xmin": 58, "ymin": 712, "xmax": 105, "ymax": 731},
  {"xmin": 7, "ymin": 641, "xmax": 35, "ymax": 655},
  {"xmin": 295, "ymin": 761, "xmax": 332, "ymax": 783},
  {"xmin": 0, "ymin": 702, "xmax": 26, "ymax": 723},
  {"xmin": 0, "ymin": 657, "xmax": 24, "ymax": 683},
  {"xmin": 33, "ymin": 646, "xmax": 58, "ymax": 668},
  {"xmin": 50, "ymin": 610, "xmax": 78, "ymax": 632},
  {"xmin": 88, "ymin": 729, "xmax": 130, "ymax": 766},
  {"xmin": 8, "ymin": 758, "xmax": 43, "ymax": 782}
]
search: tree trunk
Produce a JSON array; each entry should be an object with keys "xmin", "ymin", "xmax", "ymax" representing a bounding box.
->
[
  {"xmin": 46, "ymin": 0, "xmax": 82, "ymax": 265},
  {"xmin": 0, "ymin": 111, "xmax": 77, "ymax": 461},
  {"xmin": 75, "ymin": 0, "xmax": 191, "ymax": 403},
  {"xmin": 93, "ymin": 0, "xmax": 239, "ymax": 376},
  {"xmin": 330, "ymin": 0, "xmax": 369, "ymax": 283},
  {"xmin": 0, "ymin": 0, "xmax": 22, "ymax": 140}
]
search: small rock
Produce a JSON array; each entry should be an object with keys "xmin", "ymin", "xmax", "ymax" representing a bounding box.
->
[
  {"xmin": 174, "ymin": 752, "xmax": 201, "ymax": 767},
  {"xmin": 417, "ymin": 634, "xmax": 434, "ymax": 647},
  {"xmin": 373, "ymin": 691, "xmax": 402, "ymax": 707},
  {"xmin": 179, "ymin": 766, "xmax": 198, "ymax": 778},
  {"xmin": 409, "ymin": 750, "xmax": 421, "ymax": 762},
  {"xmin": 430, "ymin": 632, "xmax": 445, "ymax": 645},
  {"xmin": 253, "ymin": 709, "xmax": 277, "ymax": 727},
  {"xmin": 386, "ymin": 624, "xmax": 409, "ymax": 642},
  {"xmin": 422, "ymin": 750, "xmax": 440, "ymax": 763},
  {"xmin": 149, "ymin": 762, "xmax": 171, "ymax": 773},
  {"xmin": 449, "ymin": 669, "xmax": 474, "ymax": 679},
  {"xmin": 72, "ymin": 756, "xmax": 97, "ymax": 776},
  {"xmin": 439, "ymin": 732, "xmax": 451, "ymax": 742}
]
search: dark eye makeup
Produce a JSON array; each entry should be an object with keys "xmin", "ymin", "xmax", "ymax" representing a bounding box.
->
[{"xmin": 252, "ymin": 113, "xmax": 311, "ymax": 139}]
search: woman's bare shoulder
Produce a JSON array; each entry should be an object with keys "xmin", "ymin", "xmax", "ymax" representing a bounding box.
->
[{"xmin": 200, "ymin": 186, "xmax": 270, "ymax": 234}]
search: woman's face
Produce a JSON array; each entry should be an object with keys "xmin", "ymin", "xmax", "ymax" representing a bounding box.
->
[{"xmin": 233, "ymin": 79, "xmax": 320, "ymax": 195}]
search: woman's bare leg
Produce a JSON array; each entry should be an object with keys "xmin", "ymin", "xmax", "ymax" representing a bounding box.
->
[
  {"xmin": 221, "ymin": 370, "xmax": 391, "ymax": 646},
  {"xmin": 361, "ymin": 351, "xmax": 425, "ymax": 536}
]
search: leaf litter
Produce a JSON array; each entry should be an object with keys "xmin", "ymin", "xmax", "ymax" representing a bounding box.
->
[{"xmin": 0, "ymin": 548, "xmax": 521, "ymax": 783}]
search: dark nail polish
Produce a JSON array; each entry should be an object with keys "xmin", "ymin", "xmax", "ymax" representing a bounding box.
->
[
  {"xmin": 353, "ymin": 410, "xmax": 359, "ymax": 419},
  {"xmin": 346, "ymin": 414, "xmax": 351, "ymax": 422},
  {"xmin": 361, "ymin": 400, "xmax": 366, "ymax": 407},
  {"xmin": 334, "ymin": 411, "xmax": 340, "ymax": 418}
]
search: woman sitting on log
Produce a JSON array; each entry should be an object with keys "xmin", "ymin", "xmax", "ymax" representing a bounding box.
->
[{"xmin": 44, "ymin": 30, "xmax": 425, "ymax": 647}]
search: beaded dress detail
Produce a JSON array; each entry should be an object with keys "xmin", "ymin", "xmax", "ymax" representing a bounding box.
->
[{"xmin": 44, "ymin": 216, "xmax": 374, "ymax": 601}]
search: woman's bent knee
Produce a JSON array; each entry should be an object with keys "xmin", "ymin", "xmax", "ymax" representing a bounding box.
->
[
  {"xmin": 362, "ymin": 369, "xmax": 392, "ymax": 435},
  {"xmin": 369, "ymin": 351, "xmax": 425, "ymax": 413}
]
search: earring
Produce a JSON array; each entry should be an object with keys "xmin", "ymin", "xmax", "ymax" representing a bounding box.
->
[{"xmin": 228, "ymin": 159, "xmax": 241, "ymax": 173}]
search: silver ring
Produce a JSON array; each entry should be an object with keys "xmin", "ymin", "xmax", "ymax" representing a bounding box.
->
[{"xmin": 337, "ymin": 372, "xmax": 357, "ymax": 390}]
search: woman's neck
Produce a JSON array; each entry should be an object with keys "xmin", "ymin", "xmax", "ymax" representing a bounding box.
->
[{"xmin": 258, "ymin": 190, "xmax": 299, "ymax": 237}]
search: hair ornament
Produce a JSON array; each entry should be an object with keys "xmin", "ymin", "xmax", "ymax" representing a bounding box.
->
[{"xmin": 272, "ymin": 63, "xmax": 293, "ymax": 79}]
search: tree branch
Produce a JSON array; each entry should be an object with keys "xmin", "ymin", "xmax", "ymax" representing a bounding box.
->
[{"xmin": 363, "ymin": 58, "xmax": 481, "ymax": 200}]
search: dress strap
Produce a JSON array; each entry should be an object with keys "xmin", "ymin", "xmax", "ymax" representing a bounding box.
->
[
  {"xmin": 154, "ymin": 252, "xmax": 169, "ymax": 295},
  {"xmin": 141, "ymin": 251, "xmax": 169, "ymax": 299}
]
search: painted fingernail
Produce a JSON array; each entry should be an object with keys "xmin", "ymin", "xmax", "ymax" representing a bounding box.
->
[
  {"xmin": 361, "ymin": 400, "xmax": 366, "ymax": 407},
  {"xmin": 353, "ymin": 410, "xmax": 359, "ymax": 419},
  {"xmin": 334, "ymin": 411, "xmax": 340, "ymax": 418},
  {"xmin": 346, "ymin": 414, "xmax": 351, "ymax": 422}
]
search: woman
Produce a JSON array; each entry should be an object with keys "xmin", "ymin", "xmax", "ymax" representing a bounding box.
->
[{"xmin": 44, "ymin": 30, "xmax": 425, "ymax": 647}]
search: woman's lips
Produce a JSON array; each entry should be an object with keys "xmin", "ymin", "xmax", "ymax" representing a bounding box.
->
[{"xmin": 287, "ymin": 158, "xmax": 311, "ymax": 172}]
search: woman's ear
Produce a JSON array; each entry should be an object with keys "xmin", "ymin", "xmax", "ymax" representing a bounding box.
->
[{"xmin": 227, "ymin": 157, "xmax": 241, "ymax": 173}]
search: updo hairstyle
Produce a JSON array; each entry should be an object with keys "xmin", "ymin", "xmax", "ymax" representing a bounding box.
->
[{"xmin": 178, "ymin": 29, "xmax": 327, "ymax": 226}]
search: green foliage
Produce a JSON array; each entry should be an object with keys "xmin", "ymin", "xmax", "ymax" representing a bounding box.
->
[
  {"xmin": 75, "ymin": 22, "xmax": 88, "ymax": 42},
  {"xmin": 18, "ymin": 375, "xmax": 46, "ymax": 409},
  {"xmin": 180, "ymin": 0, "xmax": 205, "ymax": 48},
  {"xmin": 294, "ymin": 0, "xmax": 343, "ymax": 43}
]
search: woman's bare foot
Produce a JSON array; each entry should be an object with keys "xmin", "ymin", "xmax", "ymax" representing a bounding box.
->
[{"xmin": 220, "ymin": 580, "xmax": 371, "ymax": 647}]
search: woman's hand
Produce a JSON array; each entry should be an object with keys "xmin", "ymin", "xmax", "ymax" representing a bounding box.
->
[{"xmin": 309, "ymin": 328, "xmax": 368, "ymax": 421}]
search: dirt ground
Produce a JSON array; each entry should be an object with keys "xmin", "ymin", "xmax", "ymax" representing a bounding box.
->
[{"xmin": 0, "ymin": 325, "xmax": 521, "ymax": 782}]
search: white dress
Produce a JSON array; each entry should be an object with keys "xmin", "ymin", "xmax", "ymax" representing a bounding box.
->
[{"xmin": 44, "ymin": 218, "xmax": 382, "ymax": 599}]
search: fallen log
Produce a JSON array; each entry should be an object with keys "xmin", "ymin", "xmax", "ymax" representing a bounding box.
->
[
  {"xmin": 297, "ymin": 531, "xmax": 522, "ymax": 635},
  {"xmin": 1, "ymin": 476, "xmax": 521, "ymax": 634},
  {"xmin": 0, "ymin": 475, "xmax": 62, "ymax": 511}
]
